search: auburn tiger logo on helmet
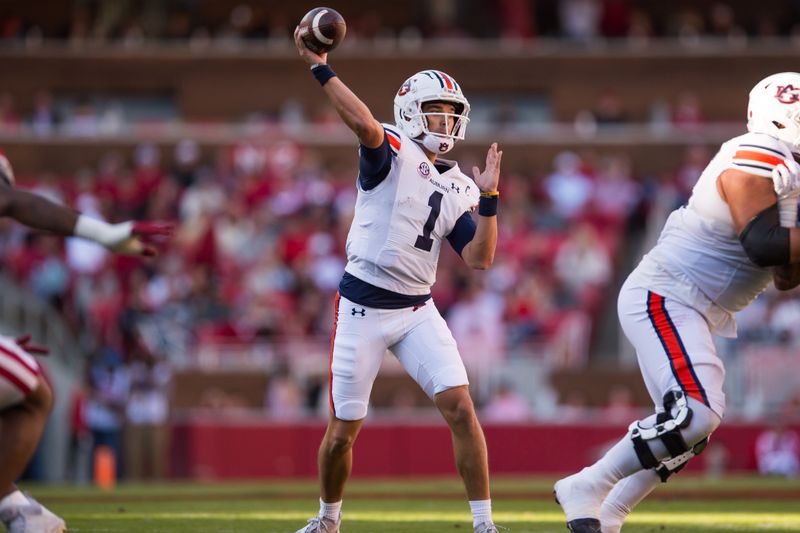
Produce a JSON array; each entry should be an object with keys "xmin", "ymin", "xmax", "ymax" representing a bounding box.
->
[
  {"xmin": 398, "ymin": 80, "xmax": 412, "ymax": 97},
  {"xmin": 775, "ymin": 85, "xmax": 800, "ymax": 104}
]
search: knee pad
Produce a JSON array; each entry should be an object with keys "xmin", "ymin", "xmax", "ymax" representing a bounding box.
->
[
  {"xmin": 655, "ymin": 435, "xmax": 709, "ymax": 482},
  {"xmin": 628, "ymin": 391, "xmax": 717, "ymax": 482},
  {"xmin": 629, "ymin": 390, "xmax": 692, "ymax": 470}
]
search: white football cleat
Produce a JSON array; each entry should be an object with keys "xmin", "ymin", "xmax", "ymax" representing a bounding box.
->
[
  {"xmin": 554, "ymin": 470, "xmax": 606, "ymax": 527},
  {"xmin": 0, "ymin": 495, "xmax": 66, "ymax": 533},
  {"xmin": 294, "ymin": 513, "xmax": 341, "ymax": 533},
  {"xmin": 474, "ymin": 521, "xmax": 507, "ymax": 533}
]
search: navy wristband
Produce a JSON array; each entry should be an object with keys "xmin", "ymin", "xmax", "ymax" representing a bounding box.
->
[
  {"xmin": 478, "ymin": 195, "xmax": 498, "ymax": 217},
  {"xmin": 312, "ymin": 64, "xmax": 337, "ymax": 86}
]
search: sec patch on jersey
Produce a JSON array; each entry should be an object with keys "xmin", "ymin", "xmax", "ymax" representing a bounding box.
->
[{"xmin": 298, "ymin": 7, "xmax": 346, "ymax": 54}]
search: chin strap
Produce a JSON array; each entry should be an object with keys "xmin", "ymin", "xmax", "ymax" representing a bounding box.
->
[{"xmin": 421, "ymin": 133, "xmax": 455, "ymax": 154}]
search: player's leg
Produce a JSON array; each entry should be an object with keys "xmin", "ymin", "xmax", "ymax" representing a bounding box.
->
[
  {"xmin": 599, "ymin": 469, "xmax": 660, "ymax": 533},
  {"xmin": 554, "ymin": 285, "xmax": 724, "ymax": 532},
  {"xmin": 0, "ymin": 338, "xmax": 66, "ymax": 533},
  {"xmin": 599, "ymin": 288, "xmax": 724, "ymax": 533},
  {"xmin": 318, "ymin": 416, "xmax": 365, "ymax": 504},
  {"xmin": 392, "ymin": 301, "xmax": 496, "ymax": 531},
  {"xmin": 433, "ymin": 386, "xmax": 489, "ymax": 501},
  {"xmin": 556, "ymin": 394, "xmax": 719, "ymax": 523},
  {"xmin": 297, "ymin": 295, "xmax": 388, "ymax": 533},
  {"xmin": 0, "ymin": 377, "xmax": 52, "ymax": 503}
]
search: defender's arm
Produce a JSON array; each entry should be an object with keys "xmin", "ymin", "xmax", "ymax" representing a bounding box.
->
[{"xmin": 0, "ymin": 156, "xmax": 171, "ymax": 255}]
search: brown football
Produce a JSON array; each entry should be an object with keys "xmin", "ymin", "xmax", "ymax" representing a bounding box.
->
[{"xmin": 298, "ymin": 7, "xmax": 346, "ymax": 54}]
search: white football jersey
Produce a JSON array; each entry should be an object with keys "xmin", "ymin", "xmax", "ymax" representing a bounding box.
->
[
  {"xmin": 344, "ymin": 124, "xmax": 480, "ymax": 295},
  {"xmin": 628, "ymin": 132, "xmax": 794, "ymax": 337}
]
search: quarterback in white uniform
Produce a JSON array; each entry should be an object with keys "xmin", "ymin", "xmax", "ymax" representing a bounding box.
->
[
  {"xmin": 555, "ymin": 73, "xmax": 800, "ymax": 533},
  {"xmin": 293, "ymin": 27, "xmax": 503, "ymax": 533}
]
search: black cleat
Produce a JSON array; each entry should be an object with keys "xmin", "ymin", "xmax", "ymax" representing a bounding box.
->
[{"xmin": 566, "ymin": 518, "xmax": 602, "ymax": 533}]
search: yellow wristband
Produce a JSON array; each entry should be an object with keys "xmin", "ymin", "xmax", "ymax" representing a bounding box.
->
[{"xmin": 479, "ymin": 191, "xmax": 499, "ymax": 198}]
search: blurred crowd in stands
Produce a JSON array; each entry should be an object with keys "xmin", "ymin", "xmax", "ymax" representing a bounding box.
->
[
  {"xmin": 3, "ymin": 140, "xmax": 645, "ymax": 361},
  {"xmin": 2, "ymin": 134, "xmax": 653, "ymax": 428},
  {"xmin": 0, "ymin": 84, "xmax": 710, "ymax": 141},
  {"xmin": 3, "ymin": 130, "xmax": 799, "ymax": 435},
  {"xmin": 0, "ymin": 136, "xmax": 643, "ymax": 480},
  {"xmin": 1, "ymin": 0, "xmax": 800, "ymax": 47}
]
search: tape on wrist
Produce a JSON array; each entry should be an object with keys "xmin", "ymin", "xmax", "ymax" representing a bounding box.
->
[
  {"xmin": 478, "ymin": 195, "xmax": 498, "ymax": 217},
  {"xmin": 312, "ymin": 64, "xmax": 336, "ymax": 86},
  {"xmin": 74, "ymin": 215, "xmax": 131, "ymax": 246}
]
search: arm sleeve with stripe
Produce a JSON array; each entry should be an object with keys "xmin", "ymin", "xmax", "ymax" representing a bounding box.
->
[
  {"xmin": 358, "ymin": 133, "xmax": 392, "ymax": 191},
  {"xmin": 446, "ymin": 211, "xmax": 477, "ymax": 257}
]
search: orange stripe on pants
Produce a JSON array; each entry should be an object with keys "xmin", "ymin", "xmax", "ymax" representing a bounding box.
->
[
  {"xmin": 328, "ymin": 292, "xmax": 341, "ymax": 416},
  {"xmin": 646, "ymin": 292, "xmax": 708, "ymax": 405}
]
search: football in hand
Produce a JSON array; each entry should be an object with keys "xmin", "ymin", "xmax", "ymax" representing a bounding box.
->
[{"xmin": 298, "ymin": 7, "xmax": 346, "ymax": 54}]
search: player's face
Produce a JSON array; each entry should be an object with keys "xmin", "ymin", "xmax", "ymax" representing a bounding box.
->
[{"xmin": 422, "ymin": 102, "xmax": 456, "ymax": 135}]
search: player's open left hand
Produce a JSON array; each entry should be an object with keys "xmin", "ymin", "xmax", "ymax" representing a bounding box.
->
[
  {"xmin": 771, "ymin": 157, "xmax": 800, "ymax": 199},
  {"xmin": 108, "ymin": 221, "xmax": 174, "ymax": 257},
  {"xmin": 15, "ymin": 334, "xmax": 49, "ymax": 355},
  {"xmin": 294, "ymin": 26, "xmax": 328, "ymax": 66},
  {"xmin": 472, "ymin": 143, "xmax": 503, "ymax": 193}
]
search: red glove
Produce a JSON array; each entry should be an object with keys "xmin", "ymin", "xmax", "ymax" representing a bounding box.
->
[
  {"xmin": 15, "ymin": 334, "xmax": 49, "ymax": 355},
  {"xmin": 130, "ymin": 221, "xmax": 175, "ymax": 257}
]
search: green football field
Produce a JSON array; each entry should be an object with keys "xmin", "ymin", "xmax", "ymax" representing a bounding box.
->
[{"xmin": 25, "ymin": 475, "xmax": 800, "ymax": 532}]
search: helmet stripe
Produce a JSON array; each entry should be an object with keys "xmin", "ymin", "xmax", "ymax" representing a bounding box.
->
[
  {"xmin": 426, "ymin": 70, "xmax": 445, "ymax": 89},
  {"xmin": 436, "ymin": 71, "xmax": 454, "ymax": 90}
]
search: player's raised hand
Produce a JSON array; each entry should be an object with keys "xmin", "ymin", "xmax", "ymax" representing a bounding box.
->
[
  {"xmin": 472, "ymin": 143, "xmax": 503, "ymax": 193},
  {"xmin": 15, "ymin": 334, "xmax": 49, "ymax": 355},
  {"xmin": 107, "ymin": 221, "xmax": 174, "ymax": 257},
  {"xmin": 294, "ymin": 26, "xmax": 328, "ymax": 66}
]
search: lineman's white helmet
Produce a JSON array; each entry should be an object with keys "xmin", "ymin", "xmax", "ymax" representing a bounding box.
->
[
  {"xmin": 747, "ymin": 72, "xmax": 800, "ymax": 153},
  {"xmin": 393, "ymin": 70, "xmax": 470, "ymax": 155}
]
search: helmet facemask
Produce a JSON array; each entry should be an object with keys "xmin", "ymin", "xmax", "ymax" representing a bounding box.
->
[
  {"xmin": 394, "ymin": 70, "xmax": 471, "ymax": 155},
  {"xmin": 416, "ymin": 101, "xmax": 470, "ymax": 154},
  {"xmin": 775, "ymin": 107, "xmax": 800, "ymax": 154}
]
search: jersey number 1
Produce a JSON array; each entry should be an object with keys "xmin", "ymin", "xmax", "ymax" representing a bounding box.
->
[{"xmin": 414, "ymin": 191, "xmax": 443, "ymax": 252}]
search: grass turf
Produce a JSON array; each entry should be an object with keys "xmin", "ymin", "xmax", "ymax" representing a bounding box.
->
[{"xmin": 23, "ymin": 475, "xmax": 800, "ymax": 533}]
